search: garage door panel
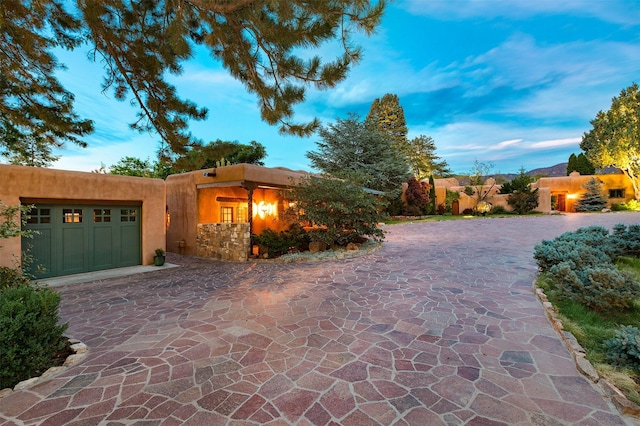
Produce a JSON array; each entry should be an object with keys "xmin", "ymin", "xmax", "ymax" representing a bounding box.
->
[
  {"xmin": 61, "ymin": 227, "xmax": 87, "ymax": 275},
  {"xmin": 119, "ymin": 226, "xmax": 141, "ymax": 266},
  {"xmin": 23, "ymin": 228, "xmax": 53, "ymax": 278},
  {"xmin": 92, "ymin": 226, "xmax": 114, "ymax": 269}
]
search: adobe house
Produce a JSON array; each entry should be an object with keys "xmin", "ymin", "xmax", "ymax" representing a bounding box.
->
[
  {"xmin": 165, "ymin": 164, "xmax": 308, "ymax": 261},
  {"xmin": 533, "ymin": 171, "xmax": 635, "ymax": 212},
  {"xmin": 0, "ymin": 164, "xmax": 166, "ymax": 278},
  {"xmin": 433, "ymin": 177, "xmax": 552, "ymax": 214}
]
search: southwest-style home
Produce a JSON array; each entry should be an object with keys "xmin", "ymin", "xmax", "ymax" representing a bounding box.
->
[{"xmin": 1, "ymin": 164, "xmax": 636, "ymax": 279}]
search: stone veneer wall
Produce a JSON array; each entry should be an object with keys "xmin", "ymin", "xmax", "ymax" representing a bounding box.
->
[{"xmin": 196, "ymin": 223, "xmax": 250, "ymax": 261}]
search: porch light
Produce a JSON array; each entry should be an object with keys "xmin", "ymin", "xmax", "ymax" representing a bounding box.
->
[
  {"xmin": 254, "ymin": 201, "xmax": 276, "ymax": 219},
  {"xmin": 567, "ymin": 193, "xmax": 578, "ymax": 199}
]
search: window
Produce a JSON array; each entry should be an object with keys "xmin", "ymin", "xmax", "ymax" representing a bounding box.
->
[
  {"xmin": 221, "ymin": 206, "xmax": 233, "ymax": 223},
  {"xmin": 609, "ymin": 188, "xmax": 625, "ymax": 198},
  {"xmin": 63, "ymin": 208, "xmax": 82, "ymax": 223},
  {"xmin": 121, "ymin": 209, "xmax": 137, "ymax": 222},
  {"xmin": 94, "ymin": 209, "xmax": 111, "ymax": 223},
  {"xmin": 26, "ymin": 208, "xmax": 51, "ymax": 224},
  {"xmin": 237, "ymin": 206, "xmax": 248, "ymax": 223}
]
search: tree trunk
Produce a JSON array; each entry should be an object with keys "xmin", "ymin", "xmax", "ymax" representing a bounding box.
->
[{"xmin": 623, "ymin": 168, "xmax": 640, "ymax": 200}]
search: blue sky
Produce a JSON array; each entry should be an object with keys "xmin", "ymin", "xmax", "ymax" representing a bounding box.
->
[{"xmin": 47, "ymin": 0, "xmax": 640, "ymax": 175}]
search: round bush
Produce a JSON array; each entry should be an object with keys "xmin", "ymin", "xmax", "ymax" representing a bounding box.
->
[
  {"xmin": 0, "ymin": 285, "xmax": 68, "ymax": 389},
  {"xmin": 605, "ymin": 325, "xmax": 640, "ymax": 371}
]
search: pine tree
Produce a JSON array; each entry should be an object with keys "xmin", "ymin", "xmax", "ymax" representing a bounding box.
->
[
  {"xmin": 576, "ymin": 153, "xmax": 596, "ymax": 175},
  {"xmin": 567, "ymin": 153, "xmax": 578, "ymax": 175},
  {"xmin": 366, "ymin": 93, "xmax": 409, "ymax": 151},
  {"xmin": 1, "ymin": 1, "xmax": 93, "ymax": 162},
  {"xmin": 575, "ymin": 177, "xmax": 608, "ymax": 212},
  {"xmin": 2, "ymin": 0, "xmax": 386, "ymax": 156},
  {"xmin": 428, "ymin": 175, "xmax": 436, "ymax": 215},
  {"xmin": 406, "ymin": 135, "xmax": 451, "ymax": 179},
  {"xmin": 366, "ymin": 94, "xmax": 449, "ymax": 179},
  {"xmin": 306, "ymin": 115, "xmax": 411, "ymax": 195}
]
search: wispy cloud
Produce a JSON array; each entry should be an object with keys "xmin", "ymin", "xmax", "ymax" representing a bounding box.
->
[{"xmin": 401, "ymin": 0, "xmax": 638, "ymax": 25}]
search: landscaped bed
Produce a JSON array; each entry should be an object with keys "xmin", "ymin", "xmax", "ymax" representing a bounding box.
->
[{"xmin": 534, "ymin": 224, "xmax": 640, "ymax": 406}]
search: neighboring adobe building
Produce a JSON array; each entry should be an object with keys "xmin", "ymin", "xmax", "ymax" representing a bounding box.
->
[
  {"xmin": 433, "ymin": 177, "xmax": 552, "ymax": 213},
  {"xmin": 433, "ymin": 171, "xmax": 635, "ymax": 214},
  {"xmin": 0, "ymin": 164, "xmax": 166, "ymax": 279},
  {"xmin": 533, "ymin": 171, "xmax": 636, "ymax": 212}
]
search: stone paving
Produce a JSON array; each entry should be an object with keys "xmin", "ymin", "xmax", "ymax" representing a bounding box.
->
[{"xmin": 2, "ymin": 212, "xmax": 640, "ymax": 425}]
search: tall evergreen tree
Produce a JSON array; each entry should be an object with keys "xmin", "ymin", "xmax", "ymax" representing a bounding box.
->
[
  {"xmin": 406, "ymin": 135, "xmax": 452, "ymax": 179},
  {"xmin": 366, "ymin": 94, "xmax": 449, "ymax": 179},
  {"xmin": 366, "ymin": 93, "xmax": 409, "ymax": 151},
  {"xmin": 306, "ymin": 115, "xmax": 411, "ymax": 195},
  {"xmin": 428, "ymin": 175, "xmax": 437, "ymax": 215},
  {"xmin": 576, "ymin": 153, "xmax": 596, "ymax": 175},
  {"xmin": 575, "ymin": 177, "xmax": 608, "ymax": 212},
  {"xmin": 567, "ymin": 153, "xmax": 578, "ymax": 175}
]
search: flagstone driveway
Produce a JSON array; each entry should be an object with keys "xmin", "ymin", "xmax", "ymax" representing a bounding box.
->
[{"xmin": 2, "ymin": 213, "xmax": 640, "ymax": 425}]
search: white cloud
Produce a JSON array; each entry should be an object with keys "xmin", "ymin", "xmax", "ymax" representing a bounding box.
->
[
  {"xmin": 529, "ymin": 138, "xmax": 581, "ymax": 149},
  {"xmin": 401, "ymin": 0, "xmax": 638, "ymax": 25}
]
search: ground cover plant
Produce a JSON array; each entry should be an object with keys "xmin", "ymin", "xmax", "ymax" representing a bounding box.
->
[{"xmin": 534, "ymin": 224, "xmax": 640, "ymax": 404}]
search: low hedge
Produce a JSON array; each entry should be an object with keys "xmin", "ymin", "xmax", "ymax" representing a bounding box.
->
[{"xmin": 0, "ymin": 272, "xmax": 68, "ymax": 390}]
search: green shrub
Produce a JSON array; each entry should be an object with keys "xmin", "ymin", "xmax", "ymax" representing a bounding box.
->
[
  {"xmin": 549, "ymin": 263, "xmax": 640, "ymax": 312},
  {"xmin": 534, "ymin": 239, "xmax": 614, "ymax": 272},
  {"xmin": 0, "ymin": 285, "xmax": 68, "ymax": 389},
  {"xmin": 253, "ymin": 224, "xmax": 311, "ymax": 257},
  {"xmin": 490, "ymin": 205, "xmax": 508, "ymax": 215},
  {"xmin": 0, "ymin": 266, "xmax": 30, "ymax": 290},
  {"xmin": 612, "ymin": 224, "xmax": 640, "ymax": 257},
  {"xmin": 507, "ymin": 190, "xmax": 539, "ymax": 214},
  {"xmin": 611, "ymin": 200, "xmax": 640, "ymax": 211},
  {"xmin": 604, "ymin": 325, "xmax": 640, "ymax": 371},
  {"xmin": 284, "ymin": 177, "xmax": 385, "ymax": 246},
  {"xmin": 534, "ymin": 226, "xmax": 623, "ymax": 272}
]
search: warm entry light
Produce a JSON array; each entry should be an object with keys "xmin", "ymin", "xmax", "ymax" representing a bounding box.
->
[
  {"xmin": 254, "ymin": 201, "xmax": 277, "ymax": 219},
  {"xmin": 566, "ymin": 193, "xmax": 578, "ymax": 200}
]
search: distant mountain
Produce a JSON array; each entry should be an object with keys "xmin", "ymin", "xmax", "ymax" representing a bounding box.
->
[
  {"xmin": 455, "ymin": 162, "xmax": 621, "ymax": 184},
  {"xmin": 489, "ymin": 163, "xmax": 567, "ymax": 183},
  {"xmin": 527, "ymin": 163, "xmax": 568, "ymax": 177}
]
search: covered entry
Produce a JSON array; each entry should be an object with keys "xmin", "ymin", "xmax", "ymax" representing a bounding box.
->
[{"xmin": 23, "ymin": 203, "xmax": 141, "ymax": 278}]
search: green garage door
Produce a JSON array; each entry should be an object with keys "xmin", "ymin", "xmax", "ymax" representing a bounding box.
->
[{"xmin": 23, "ymin": 204, "xmax": 141, "ymax": 279}]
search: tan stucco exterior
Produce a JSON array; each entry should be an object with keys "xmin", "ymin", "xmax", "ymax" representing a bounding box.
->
[
  {"xmin": 533, "ymin": 172, "xmax": 634, "ymax": 212},
  {"xmin": 166, "ymin": 164, "xmax": 309, "ymax": 256},
  {"xmin": 0, "ymin": 164, "xmax": 166, "ymax": 269},
  {"xmin": 433, "ymin": 177, "xmax": 551, "ymax": 214},
  {"xmin": 433, "ymin": 172, "xmax": 633, "ymax": 214}
]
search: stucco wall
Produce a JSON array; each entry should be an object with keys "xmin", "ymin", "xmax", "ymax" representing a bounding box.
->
[
  {"xmin": 0, "ymin": 164, "xmax": 166, "ymax": 269},
  {"xmin": 166, "ymin": 172, "xmax": 198, "ymax": 255},
  {"xmin": 534, "ymin": 173, "xmax": 633, "ymax": 212},
  {"xmin": 166, "ymin": 164, "xmax": 307, "ymax": 256},
  {"xmin": 434, "ymin": 177, "xmax": 552, "ymax": 214}
]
